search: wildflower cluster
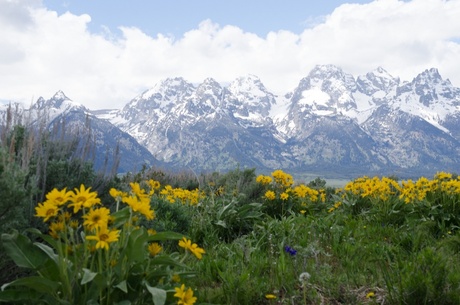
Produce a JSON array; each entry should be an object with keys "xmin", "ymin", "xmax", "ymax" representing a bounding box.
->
[
  {"xmin": 35, "ymin": 184, "xmax": 122, "ymax": 251},
  {"xmin": 342, "ymin": 176, "xmax": 400, "ymax": 201},
  {"xmin": 256, "ymin": 174, "xmax": 273, "ymax": 185},
  {"xmin": 332, "ymin": 172, "xmax": 460, "ymax": 232},
  {"xmin": 7, "ymin": 180, "xmax": 204, "ymax": 304},
  {"xmin": 271, "ymin": 169, "xmax": 294, "ymax": 187},
  {"xmin": 160, "ymin": 185, "xmax": 205, "ymax": 205},
  {"xmin": 256, "ymin": 170, "xmax": 326, "ymax": 216},
  {"xmin": 338, "ymin": 172, "xmax": 460, "ymax": 205}
]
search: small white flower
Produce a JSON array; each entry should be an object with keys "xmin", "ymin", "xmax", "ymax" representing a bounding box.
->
[{"xmin": 299, "ymin": 272, "xmax": 311, "ymax": 283}]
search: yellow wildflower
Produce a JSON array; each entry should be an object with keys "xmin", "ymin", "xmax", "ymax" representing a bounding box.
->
[
  {"xmin": 68, "ymin": 184, "xmax": 101, "ymax": 213},
  {"xmin": 256, "ymin": 175, "xmax": 273, "ymax": 185},
  {"xmin": 148, "ymin": 180, "xmax": 161, "ymax": 195},
  {"xmin": 293, "ymin": 184, "xmax": 309, "ymax": 198},
  {"xmin": 35, "ymin": 201, "xmax": 60, "ymax": 222},
  {"xmin": 264, "ymin": 190, "xmax": 276, "ymax": 200},
  {"xmin": 148, "ymin": 242, "xmax": 162, "ymax": 256},
  {"xmin": 83, "ymin": 207, "xmax": 110, "ymax": 230},
  {"xmin": 69, "ymin": 219, "xmax": 79, "ymax": 230},
  {"xmin": 86, "ymin": 225, "xmax": 120, "ymax": 251},
  {"xmin": 109, "ymin": 188, "xmax": 127, "ymax": 199},
  {"xmin": 189, "ymin": 243, "xmax": 206, "ymax": 259},
  {"xmin": 435, "ymin": 171, "xmax": 452, "ymax": 180},
  {"xmin": 58, "ymin": 211, "xmax": 72, "ymax": 222},
  {"xmin": 178, "ymin": 237, "xmax": 206, "ymax": 259},
  {"xmin": 174, "ymin": 284, "xmax": 197, "ymax": 305},
  {"xmin": 122, "ymin": 195, "xmax": 155, "ymax": 220},
  {"xmin": 172, "ymin": 274, "xmax": 181, "ymax": 283},
  {"xmin": 280, "ymin": 192, "xmax": 289, "ymax": 200},
  {"xmin": 366, "ymin": 291, "xmax": 375, "ymax": 298},
  {"xmin": 45, "ymin": 188, "xmax": 72, "ymax": 206},
  {"xmin": 271, "ymin": 169, "xmax": 294, "ymax": 187},
  {"xmin": 49, "ymin": 221, "xmax": 65, "ymax": 239},
  {"xmin": 179, "ymin": 237, "xmax": 192, "ymax": 250}
]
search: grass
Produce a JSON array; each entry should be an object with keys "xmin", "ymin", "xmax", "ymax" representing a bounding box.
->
[
  {"xmin": 2, "ymin": 168, "xmax": 460, "ymax": 304},
  {"xmin": 175, "ymin": 171, "xmax": 460, "ymax": 305}
]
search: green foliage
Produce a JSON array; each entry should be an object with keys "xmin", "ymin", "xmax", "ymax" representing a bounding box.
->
[
  {"xmin": 0, "ymin": 148, "xmax": 30, "ymax": 233},
  {"xmin": 151, "ymin": 197, "xmax": 192, "ymax": 234},
  {"xmin": 190, "ymin": 195, "xmax": 264, "ymax": 244},
  {"xmin": 0, "ymin": 184, "xmax": 201, "ymax": 305},
  {"xmin": 213, "ymin": 167, "xmax": 264, "ymax": 204},
  {"xmin": 3, "ymin": 119, "xmax": 460, "ymax": 305},
  {"xmin": 308, "ymin": 177, "xmax": 326, "ymax": 188}
]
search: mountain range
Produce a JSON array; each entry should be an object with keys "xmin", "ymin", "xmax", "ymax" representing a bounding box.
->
[{"xmin": 2, "ymin": 64, "xmax": 460, "ymax": 179}]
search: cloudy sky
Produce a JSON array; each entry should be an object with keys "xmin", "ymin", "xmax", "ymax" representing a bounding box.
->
[{"xmin": 1, "ymin": 0, "xmax": 460, "ymax": 110}]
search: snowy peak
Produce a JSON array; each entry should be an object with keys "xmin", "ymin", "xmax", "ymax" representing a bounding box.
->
[
  {"xmin": 308, "ymin": 64, "xmax": 357, "ymax": 91},
  {"xmin": 185, "ymin": 78, "xmax": 224, "ymax": 116},
  {"xmin": 228, "ymin": 74, "xmax": 268, "ymax": 97},
  {"xmin": 395, "ymin": 68, "xmax": 460, "ymax": 108},
  {"xmin": 133, "ymin": 77, "xmax": 194, "ymax": 107},
  {"xmin": 357, "ymin": 66, "xmax": 399, "ymax": 95},
  {"xmin": 52, "ymin": 90, "xmax": 70, "ymax": 101},
  {"xmin": 288, "ymin": 65, "xmax": 358, "ymax": 118},
  {"xmin": 29, "ymin": 91, "xmax": 88, "ymax": 123},
  {"xmin": 119, "ymin": 77, "xmax": 195, "ymax": 125},
  {"xmin": 227, "ymin": 74, "xmax": 276, "ymax": 119},
  {"xmin": 414, "ymin": 68, "xmax": 443, "ymax": 86}
]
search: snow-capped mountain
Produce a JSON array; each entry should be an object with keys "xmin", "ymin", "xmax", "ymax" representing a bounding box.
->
[
  {"xmin": 102, "ymin": 65, "xmax": 460, "ymax": 177},
  {"xmin": 108, "ymin": 75, "xmax": 292, "ymax": 171},
  {"xmin": 1, "ymin": 92, "xmax": 163, "ymax": 174},
  {"xmin": 4, "ymin": 64, "xmax": 460, "ymax": 178}
]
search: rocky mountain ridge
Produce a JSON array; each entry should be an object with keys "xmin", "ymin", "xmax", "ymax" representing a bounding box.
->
[{"xmin": 2, "ymin": 64, "xmax": 460, "ymax": 178}]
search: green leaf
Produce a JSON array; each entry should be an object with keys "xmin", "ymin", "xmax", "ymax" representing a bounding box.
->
[
  {"xmin": 81, "ymin": 268, "xmax": 98, "ymax": 285},
  {"xmin": 114, "ymin": 280, "xmax": 128, "ymax": 293},
  {"xmin": 26, "ymin": 228, "xmax": 58, "ymax": 249},
  {"xmin": 37, "ymin": 258, "xmax": 61, "ymax": 282},
  {"xmin": 217, "ymin": 202, "xmax": 236, "ymax": 219},
  {"xmin": 34, "ymin": 242, "xmax": 59, "ymax": 265},
  {"xmin": 112, "ymin": 207, "xmax": 131, "ymax": 228},
  {"xmin": 2, "ymin": 276, "xmax": 59, "ymax": 295},
  {"xmin": 149, "ymin": 255, "xmax": 188, "ymax": 268},
  {"xmin": 125, "ymin": 227, "xmax": 148, "ymax": 263},
  {"xmin": 114, "ymin": 301, "xmax": 131, "ymax": 305},
  {"xmin": 0, "ymin": 289, "xmax": 43, "ymax": 302},
  {"xmin": 215, "ymin": 220, "xmax": 227, "ymax": 228},
  {"xmin": 147, "ymin": 231, "xmax": 185, "ymax": 241},
  {"xmin": 145, "ymin": 284, "xmax": 166, "ymax": 305},
  {"xmin": 1, "ymin": 230, "xmax": 48, "ymax": 269}
]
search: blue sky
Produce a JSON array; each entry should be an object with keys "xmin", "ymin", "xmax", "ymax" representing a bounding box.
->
[
  {"xmin": 1, "ymin": 0, "xmax": 459, "ymax": 110},
  {"xmin": 43, "ymin": 0, "xmax": 375, "ymax": 38}
]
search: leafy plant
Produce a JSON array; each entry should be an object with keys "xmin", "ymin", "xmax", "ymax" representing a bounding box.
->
[{"xmin": 0, "ymin": 181, "xmax": 204, "ymax": 305}]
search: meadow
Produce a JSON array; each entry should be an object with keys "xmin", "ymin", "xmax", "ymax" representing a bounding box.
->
[{"xmin": 1, "ymin": 125, "xmax": 460, "ymax": 304}]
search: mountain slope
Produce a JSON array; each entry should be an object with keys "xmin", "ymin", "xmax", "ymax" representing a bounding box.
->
[
  {"xmin": 111, "ymin": 75, "xmax": 293, "ymax": 171},
  {"xmin": 5, "ymin": 64, "xmax": 460, "ymax": 178},
  {"xmin": 1, "ymin": 92, "xmax": 163, "ymax": 174}
]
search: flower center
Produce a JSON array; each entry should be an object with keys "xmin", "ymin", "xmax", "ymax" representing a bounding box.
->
[{"xmin": 100, "ymin": 233, "xmax": 109, "ymax": 241}]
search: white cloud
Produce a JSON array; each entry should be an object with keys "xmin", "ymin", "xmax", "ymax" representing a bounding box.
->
[{"xmin": 1, "ymin": 0, "xmax": 460, "ymax": 110}]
